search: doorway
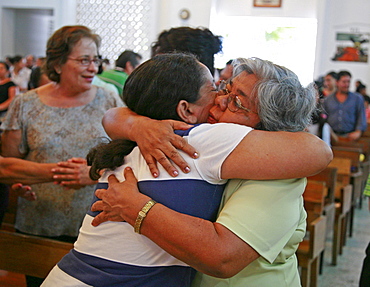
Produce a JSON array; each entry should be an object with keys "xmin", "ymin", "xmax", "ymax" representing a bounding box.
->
[
  {"xmin": 210, "ymin": 16, "xmax": 317, "ymax": 86},
  {"xmin": 1, "ymin": 8, "xmax": 53, "ymax": 59}
]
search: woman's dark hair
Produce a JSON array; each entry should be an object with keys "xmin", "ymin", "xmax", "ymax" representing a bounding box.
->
[
  {"xmin": 8, "ymin": 55, "xmax": 23, "ymax": 65},
  {"xmin": 356, "ymin": 83, "xmax": 366, "ymax": 94},
  {"xmin": 45, "ymin": 25, "xmax": 101, "ymax": 83},
  {"xmin": 87, "ymin": 53, "xmax": 207, "ymax": 179},
  {"xmin": 0, "ymin": 61, "xmax": 10, "ymax": 71}
]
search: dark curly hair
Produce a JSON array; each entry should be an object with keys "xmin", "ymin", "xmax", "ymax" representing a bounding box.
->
[
  {"xmin": 151, "ymin": 27, "xmax": 222, "ymax": 75},
  {"xmin": 45, "ymin": 25, "xmax": 101, "ymax": 83}
]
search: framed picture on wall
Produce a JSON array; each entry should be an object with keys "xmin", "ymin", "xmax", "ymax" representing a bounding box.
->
[
  {"xmin": 332, "ymin": 32, "xmax": 369, "ymax": 63},
  {"xmin": 253, "ymin": 0, "xmax": 282, "ymax": 7}
]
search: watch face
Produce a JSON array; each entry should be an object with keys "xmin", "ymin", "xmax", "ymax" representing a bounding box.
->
[{"xmin": 179, "ymin": 9, "xmax": 190, "ymax": 20}]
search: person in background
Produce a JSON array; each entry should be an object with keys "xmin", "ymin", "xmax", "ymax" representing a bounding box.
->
[
  {"xmin": 356, "ymin": 82, "xmax": 370, "ymax": 101},
  {"xmin": 0, "ymin": 158, "xmax": 59, "ymax": 226},
  {"xmin": 215, "ymin": 59, "xmax": 234, "ymax": 86},
  {"xmin": 323, "ymin": 70, "xmax": 367, "ymax": 141},
  {"xmin": 44, "ymin": 56, "xmax": 332, "ymax": 287},
  {"xmin": 0, "ymin": 61, "xmax": 17, "ymax": 119},
  {"xmin": 28, "ymin": 57, "xmax": 51, "ymax": 90},
  {"xmin": 151, "ymin": 27, "xmax": 222, "ymax": 77},
  {"xmin": 306, "ymin": 82, "xmax": 337, "ymax": 146},
  {"xmin": 307, "ymin": 105, "xmax": 334, "ymax": 146},
  {"xmin": 9, "ymin": 55, "xmax": 31, "ymax": 93},
  {"xmin": 0, "ymin": 155, "xmax": 96, "ymax": 225},
  {"xmin": 0, "ymin": 25, "xmax": 124, "ymax": 287},
  {"xmin": 355, "ymin": 83, "xmax": 370, "ymax": 122},
  {"xmin": 101, "ymin": 58, "xmax": 112, "ymax": 71},
  {"xmin": 4, "ymin": 56, "xmax": 13, "ymax": 72},
  {"xmin": 98, "ymin": 50, "xmax": 142, "ymax": 97},
  {"xmin": 92, "ymin": 56, "xmax": 119, "ymax": 96},
  {"xmin": 356, "ymin": 80, "xmax": 364, "ymax": 90},
  {"xmin": 322, "ymin": 71, "xmax": 338, "ymax": 97},
  {"xmin": 25, "ymin": 54, "xmax": 36, "ymax": 70}
]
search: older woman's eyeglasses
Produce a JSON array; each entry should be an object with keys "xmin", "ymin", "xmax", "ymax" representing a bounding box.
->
[
  {"xmin": 218, "ymin": 80, "xmax": 252, "ymax": 113},
  {"xmin": 68, "ymin": 57, "xmax": 102, "ymax": 66}
]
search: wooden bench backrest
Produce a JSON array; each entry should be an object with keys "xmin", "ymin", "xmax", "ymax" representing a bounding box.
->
[
  {"xmin": 337, "ymin": 184, "xmax": 353, "ymax": 214},
  {"xmin": 328, "ymin": 157, "xmax": 352, "ymax": 186},
  {"xmin": 2, "ymin": 187, "xmax": 17, "ymax": 231},
  {"xmin": 361, "ymin": 126, "xmax": 370, "ymax": 138},
  {"xmin": 334, "ymin": 138, "xmax": 369, "ymax": 158},
  {"xmin": 332, "ymin": 146, "xmax": 363, "ymax": 171},
  {"xmin": 0, "ymin": 230, "xmax": 73, "ymax": 278},
  {"xmin": 358, "ymin": 138, "xmax": 370, "ymax": 158},
  {"xmin": 309, "ymin": 215, "xmax": 327, "ymax": 259},
  {"xmin": 304, "ymin": 180, "xmax": 327, "ymax": 224},
  {"xmin": 308, "ymin": 167, "xmax": 337, "ymax": 205}
]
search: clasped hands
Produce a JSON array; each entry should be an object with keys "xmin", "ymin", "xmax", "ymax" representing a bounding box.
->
[
  {"xmin": 14, "ymin": 157, "xmax": 97, "ymax": 201},
  {"xmin": 52, "ymin": 157, "xmax": 97, "ymax": 189}
]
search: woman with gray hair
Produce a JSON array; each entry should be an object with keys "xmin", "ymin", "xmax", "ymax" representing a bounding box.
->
[
  {"xmin": 86, "ymin": 57, "xmax": 330, "ymax": 286},
  {"xmin": 212, "ymin": 57, "xmax": 316, "ymax": 132}
]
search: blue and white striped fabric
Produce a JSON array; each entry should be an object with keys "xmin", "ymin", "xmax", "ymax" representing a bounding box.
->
[{"xmin": 42, "ymin": 123, "xmax": 252, "ymax": 287}]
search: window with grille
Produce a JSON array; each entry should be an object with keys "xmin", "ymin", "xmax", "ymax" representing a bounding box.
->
[{"xmin": 76, "ymin": 0, "xmax": 154, "ymax": 65}]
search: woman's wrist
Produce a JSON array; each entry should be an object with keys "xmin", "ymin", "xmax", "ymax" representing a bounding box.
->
[
  {"xmin": 119, "ymin": 191, "xmax": 152, "ymax": 225},
  {"xmin": 130, "ymin": 116, "xmax": 153, "ymax": 142},
  {"xmin": 134, "ymin": 199, "xmax": 157, "ymax": 233}
]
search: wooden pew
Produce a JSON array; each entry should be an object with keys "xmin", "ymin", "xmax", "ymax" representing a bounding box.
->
[
  {"xmin": 302, "ymin": 180, "xmax": 327, "ymax": 223},
  {"xmin": 297, "ymin": 180, "xmax": 327, "ymax": 287},
  {"xmin": 335, "ymin": 184, "xmax": 352, "ymax": 258},
  {"xmin": 1, "ymin": 184, "xmax": 17, "ymax": 231},
  {"xmin": 0, "ymin": 230, "xmax": 73, "ymax": 278},
  {"xmin": 327, "ymin": 157, "xmax": 353, "ymax": 265},
  {"xmin": 0, "ymin": 186, "xmax": 73, "ymax": 279},
  {"xmin": 297, "ymin": 216, "xmax": 327, "ymax": 287},
  {"xmin": 360, "ymin": 125, "xmax": 370, "ymax": 138},
  {"xmin": 331, "ymin": 146, "xmax": 363, "ymax": 239},
  {"xmin": 308, "ymin": 167, "xmax": 337, "ymax": 273},
  {"xmin": 333, "ymin": 138, "xmax": 370, "ymax": 206},
  {"xmin": 308, "ymin": 167, "xmax": 337, "ymax": 232}
]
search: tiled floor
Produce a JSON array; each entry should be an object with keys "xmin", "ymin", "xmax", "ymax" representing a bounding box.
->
[
  {"xmin": 318, "ymin": 197, "xmax": 370, "ymax": 287},
  {"xmin": 0, "ymin": 198, "xmax": 369, "ymax": 287}
]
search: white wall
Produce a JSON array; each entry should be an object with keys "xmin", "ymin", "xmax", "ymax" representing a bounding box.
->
[
  {"xmin": 156, "ymin": 0, "xmax": 370, "ymax": 89},
  {"xmin": 156, "ymin": 0, "xmax": 213, "ymax": 34},
  {"xmin": 0, "ymin": 0, "xmax": 369, "ymax": 89},
  {"xmin": 0, "ymin": 0, "xmax": 76, "ymax": 58},
  {"xmin": 14, "ymin": 9, "xmax": 53, "ymax": 57},
  {"xmin": 314, "ymin": 0, "xmax": 370, "ymax": 89},
  {"xmin": 214, "ymin": 0, "xmax": 317, "ymax": 18},
  {"xmin": 1, "ymin": 7, "xmax": 14, "ymax": 57},
  {"xmin": 155, "ymin": 0, "xmax": 317, "ymax": 31}
]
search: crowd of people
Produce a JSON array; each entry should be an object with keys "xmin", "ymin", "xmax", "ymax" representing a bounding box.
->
[
  {"xmin": 1, "ymin": 51, "xmax": 121, "ymax": 121},
  {"xmin": 311, "ymin": 70, "xmax": 369, "ymax": 147},
  {"xmin": 2, "ymin": 22, "xmax": 369, "ymax": 287}
]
